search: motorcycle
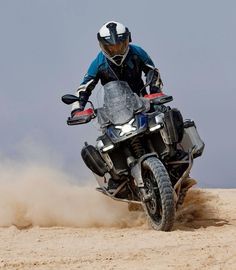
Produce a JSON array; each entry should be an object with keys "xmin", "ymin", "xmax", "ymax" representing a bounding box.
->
[{"xmin": 62, "ymin": 73, "xmax": 204, "ymax": 231}]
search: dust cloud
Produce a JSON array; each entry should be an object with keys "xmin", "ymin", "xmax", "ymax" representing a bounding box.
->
[
  {"xmin": 0, "ymin": 156, "xmax": 145, "ymax": 228},
  {"xmin": 175, "ymin": 189, "xmax": 220, "ymax": 229},
  {"xmin": 0, "ymin": 142, "xmax": 217, "ymax": 230}
]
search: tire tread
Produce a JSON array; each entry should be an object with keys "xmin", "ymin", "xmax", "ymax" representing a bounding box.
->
[{"xmin": 143, "ymin": 157, "xmax": 175, "ymax": 231}]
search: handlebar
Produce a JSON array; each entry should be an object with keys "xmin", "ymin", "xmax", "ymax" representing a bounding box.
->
[{"xmin": 62, "ymin": 88, "xmax": 173, "ymax": 126}]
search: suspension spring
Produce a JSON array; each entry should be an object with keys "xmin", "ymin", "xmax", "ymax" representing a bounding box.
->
[{"xmin": 130, "ymin": 137, "xmax": 145, "ymax": 158}]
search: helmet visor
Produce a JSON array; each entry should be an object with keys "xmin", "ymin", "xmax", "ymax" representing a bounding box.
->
[{"xmin": 101, "ymin": 38, "xmax": 129, "ymax": 58}]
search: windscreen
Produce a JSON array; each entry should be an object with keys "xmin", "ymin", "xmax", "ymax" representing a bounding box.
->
[{"xmin": 102, "ymin": 81, "xmax": 143, "ymax": 125}]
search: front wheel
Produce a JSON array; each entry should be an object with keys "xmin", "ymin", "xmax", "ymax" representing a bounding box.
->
[{"xmin": 141, "ymin": 157, "xmax": 175, "ymax": 231}]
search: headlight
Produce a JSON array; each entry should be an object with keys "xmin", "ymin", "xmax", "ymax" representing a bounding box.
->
[
  {"xmin": 149, "ymin": 113, "xmax": 164, "ymax": 132},
  {"xmin": 115, "ymin": 118, "xmax": 136, "ymax": 136},
  {"xmin": 149, "ymin": 123, "xmax": 163, "ymax": 132},
  {"xmin": 97, "ymin": 140, "xmax": 114, "ymax": 152},
  {"xmin": 102, "ymin": 144, "xmax": 114, "ymax": 152}
]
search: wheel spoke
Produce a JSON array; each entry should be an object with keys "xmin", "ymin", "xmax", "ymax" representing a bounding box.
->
[{"xmin": 143, "ymin": 169, "xmax": 162, "ymax": 217}]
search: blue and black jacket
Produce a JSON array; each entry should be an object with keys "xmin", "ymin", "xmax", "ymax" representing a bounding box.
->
[{"xmin": 77, "ymin": 44, "xmax": 163, "ymax": 106}]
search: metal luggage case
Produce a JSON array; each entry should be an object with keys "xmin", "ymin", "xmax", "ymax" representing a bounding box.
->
[{"xmin": 179, "ymin": 120, "xmax": 205, "ymax": 158}]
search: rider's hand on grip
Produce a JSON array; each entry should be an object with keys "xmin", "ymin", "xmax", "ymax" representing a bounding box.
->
[{"xmin": 71, "ymin": 108, "xmax": 83, "ymax": 118}]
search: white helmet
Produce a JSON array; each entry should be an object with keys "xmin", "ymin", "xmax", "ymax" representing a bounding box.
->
[{"xmin": 97, "ymin": 21, "xmax": 131, "ymax": 66}]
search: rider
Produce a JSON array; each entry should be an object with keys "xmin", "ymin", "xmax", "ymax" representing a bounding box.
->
[
  {"xmin": 71, "ymin": 21, "xmax": 169, "ymax": 119},
  {"xmin": 68, "ymin": 21, "xmax": 195, "ymax": 194}
]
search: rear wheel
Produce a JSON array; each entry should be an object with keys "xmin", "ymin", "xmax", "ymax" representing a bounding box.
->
[{"xmin": 142, "ymin": 157, "xmax": 175, "ymax": 231}]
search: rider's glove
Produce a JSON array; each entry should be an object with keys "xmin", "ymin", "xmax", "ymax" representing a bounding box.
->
[
  {"xmin": 150, "ymin": 86, "xmax": 162, "ymax": 94},
  {"xmin": 78, "ymin": 91, "xmax": 89, "ymax": 109},
  {"xmin": 71, "ymin": 91, "xmax": 89, "ymax": 117},
  {"xmin": 147, "ymin": 68, "xmax": 163, "ymax": 94}
]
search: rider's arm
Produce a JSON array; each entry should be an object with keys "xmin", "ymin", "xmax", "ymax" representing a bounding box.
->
[
  {"xmin": 131, "ymin": 45, "xmax": 163, "ymax": 94},
  {"xmin": 71, "ymin": 53, "xmax": 102, "ymax": 114}
]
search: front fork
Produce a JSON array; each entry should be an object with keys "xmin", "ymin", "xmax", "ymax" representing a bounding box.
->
[
  {"xmin": 129, "ymin": 153, "xmax": 159, "ymax": 202},
  {"xmin": 130, "ymin": 148, "xmax": 196, "ymax": 205}
]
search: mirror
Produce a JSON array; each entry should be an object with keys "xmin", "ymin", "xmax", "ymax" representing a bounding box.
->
[{"xmin": 61, "ymin": 94, "xmax": 79, "ymax": 105}]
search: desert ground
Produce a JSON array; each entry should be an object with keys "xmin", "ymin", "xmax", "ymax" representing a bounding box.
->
[
  {"xmin": 0, "ymin": 162, "xmax": 235, "ymax": 269},
  {"xmin": 0, "ymin": 182, "xmax": 236, "ymax": 270}
]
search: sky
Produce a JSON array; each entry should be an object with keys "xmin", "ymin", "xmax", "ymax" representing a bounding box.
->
[{"xmin": 0, "ymin": 0, "xmax": 235, "ymax": 187}]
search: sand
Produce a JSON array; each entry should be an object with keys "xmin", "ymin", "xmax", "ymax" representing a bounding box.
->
[
  {"xmin": 0, "ymin": 160, "xmax": 235, "ymax": 269},
  {"xmin": 0, "ymin": 187, "xmax": 235, "ymax": 270}
]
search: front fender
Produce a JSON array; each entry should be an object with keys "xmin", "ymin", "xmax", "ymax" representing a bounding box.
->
[{"xmin": 130, "ymin": 153, "xmax": 159, "ymax": 187}]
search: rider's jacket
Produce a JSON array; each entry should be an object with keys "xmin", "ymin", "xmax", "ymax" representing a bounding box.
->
[{"xmin": 72, "ymin": 44, "xmax": 163, "ymax": 112}]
